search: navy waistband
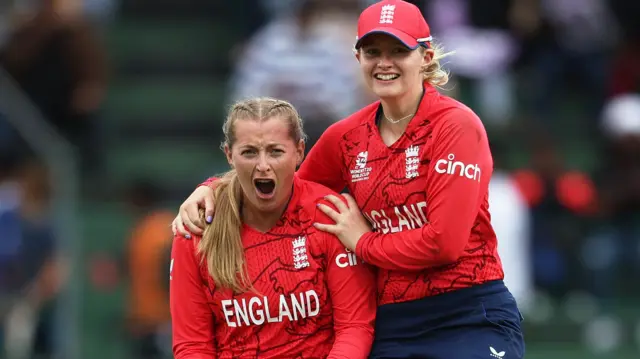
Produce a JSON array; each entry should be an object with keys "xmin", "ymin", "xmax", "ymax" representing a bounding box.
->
[
  {"xmin": 377, "ymin": 280, "xmax": 508, "ymax": 316},
  {"xmin": 373, "ymin": 281, "xmax": 519, "ymax": 341}
]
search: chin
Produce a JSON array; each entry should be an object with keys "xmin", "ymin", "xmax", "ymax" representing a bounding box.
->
[
  {"xmin": 250, "ymin": 192, "xmax": 288, "ymax": 213},
  {"xmin": 373, "ymin": 85, "xmax": 405, "ymax": 99}
]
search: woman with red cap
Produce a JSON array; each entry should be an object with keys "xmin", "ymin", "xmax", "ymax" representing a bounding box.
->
[{"xmin": 172, "ymin": 1, "xmax": 525, "ymax": 358}]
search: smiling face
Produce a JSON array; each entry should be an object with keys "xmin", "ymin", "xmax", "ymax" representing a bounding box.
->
[
  {"xmin": 225, "ymin": 116, "xmax": 304, "ymax": 215},
  {"xmin": 356, "ymin": 34, "xmax": 431, "ymax": 100}
]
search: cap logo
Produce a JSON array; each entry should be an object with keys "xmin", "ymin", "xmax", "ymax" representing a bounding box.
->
[{"xmin": 379, "ymin": 4, "xmax": 395, "ymax": 24}]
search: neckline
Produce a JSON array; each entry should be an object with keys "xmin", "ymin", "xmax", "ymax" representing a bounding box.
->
[{"xmin": 370, "ymin": 84, "xmax": 437, "ymax": 150}]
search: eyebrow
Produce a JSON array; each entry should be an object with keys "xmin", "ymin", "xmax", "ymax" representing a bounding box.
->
[{"xmin": 237, "ymin": 143, "xmax": 286, "ymax": 149}]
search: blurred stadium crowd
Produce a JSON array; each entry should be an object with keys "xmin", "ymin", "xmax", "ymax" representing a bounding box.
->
[{"xmin": 0, "ymin": 0, "xmax": 639, "ymax": 358}]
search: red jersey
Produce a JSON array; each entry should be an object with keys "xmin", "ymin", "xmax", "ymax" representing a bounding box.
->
[
  {"xmin": 298, "ymin": 84, "xmax": 503, "ymax": 305},
  {"xmin": 170, "ymin": 177, "xmax": 376, "ymax": 358}
]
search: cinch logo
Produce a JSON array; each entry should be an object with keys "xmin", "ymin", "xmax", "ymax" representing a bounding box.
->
[
  {"xmin": 335, "ymin": 247, "xmax": 360, "ymax": 268},
  {"xmin": 434, "ymin": 153, "xmax": 481, "ymax": 182}
]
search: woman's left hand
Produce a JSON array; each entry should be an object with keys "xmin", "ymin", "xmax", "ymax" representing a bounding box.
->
[{"xmin": 314, "ymin": 194, "xmax": 372, "ymax": 251}]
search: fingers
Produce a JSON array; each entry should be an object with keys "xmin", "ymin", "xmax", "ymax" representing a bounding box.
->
[
  {"xmin": 174, "ymin": 215, "xmax": 191, "ymax": 238},
  {"xmin": 342, "ymin": 193, "xmax": 358, "ymax": 210},
  {"xmin": 184, "ymin": 220, "xmax": 202, "ymax": 235},
  {"xmin": 178, "ymin": 201, "xmax": 201, "ymax": 235},
  {"xmin": 324, "ymin": 194, "xmax": 349, "ymax": 212},
  {"xmin": 171, "ymin": 217, "xmax": 178, "ymax": 236},
  {"xmin": 174, "ymin": 185, "xmax": 217, "ymax": 238},
  {"xmin": 317, "ymin": 203, "xmax": 340, "ymax": 223},
  {"xmin": 187, "ymin": 199, "xmax": 205, "ymax": 226},
  {"xmin": 203, "ymin": 193, "xmax": 215, "ymax": 224},
  {"xmin": 313, "ymin": 222, "xmax": 337, "ymax": 234}
]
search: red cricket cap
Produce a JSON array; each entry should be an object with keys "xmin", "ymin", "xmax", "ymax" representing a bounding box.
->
[{"xmin": 355, "ymin": 0, "xmax": 432, "ymax": 50}]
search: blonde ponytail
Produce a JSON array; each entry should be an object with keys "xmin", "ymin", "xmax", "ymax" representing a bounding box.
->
[{"xmin": 197, "ymin": 170, "xmax": 250, "ymax": 292}]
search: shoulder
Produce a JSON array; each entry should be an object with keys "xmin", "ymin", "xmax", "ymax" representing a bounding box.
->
[
  {"xmin": 172, "ymin": 233, "xmax": 202, "ymax": 259},
  {"xmin": 296, "ymin": 178, "xmax": 342, "ymax": 206},
  {"xmin": 324, "ymin": 101, "xmax": 379, "ymax": 137},
  {"xmin": 295, "ymin": 178, "xmax": 346, "ymax": 226},
  {"xmin": 434, "ymin": 95, "xmax": 483, "ymax": 128},
  {"xmin": 315, "ymin": 102, "xmax": 379, "ymax": 163},
  {"xmin": 431, "ymin": 95, "xmax": 486, "ymax": 139},
  {"xmin": 343, "ymin": 101, "xmax": 380, "ymax": 124}
]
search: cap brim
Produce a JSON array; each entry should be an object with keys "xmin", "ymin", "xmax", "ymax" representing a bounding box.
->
[{"xmin": 355, "ymin": 27, "xmax": 422, "ymax": 50}]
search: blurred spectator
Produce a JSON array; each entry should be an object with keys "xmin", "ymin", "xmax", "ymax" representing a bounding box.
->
[
  {"xmin": 84, "ymin": 0, "xmax": 120, "ymax": 27},
  {"xmin": 511, "ymin": 133, "xmax": 598, "ymax": 296},
  {"xmin": 427, "ymin": 0, "xmax": 519, "ymax": 126},
  {"xmin": 586, "ymin": 94, "xmax": 640, "ymax": 296},
  {"xmin": 125, "ymin": 180, "xmax": 174, "ymax": 359},
  {"xmin": 488, "ymin": 139, "xmax": 533, "ymax": 312},
  {"xmin": 0, "ymin": 0, "xmax": 109, "ymax": 175},
  {"xmin": 609, "ymin": 40, "xmax": 640, "ymax": 97},
  {"xmin": 609, "ymin": 0, "xmax": 640, "ymax": 97},
  {"xmin": 0, "ymin": 156, "xmax": 65, "ymax": 359},
  {"xmin": 260, "ymin": 0, "xmax": 306, "ymax": 17},
  {"xmin": 228, "ymin": 0, "xmax": 371, "ymax": 150},
  {"xmin": 511, "ymin": 0, "xmax": 617, "ymax": 123}
]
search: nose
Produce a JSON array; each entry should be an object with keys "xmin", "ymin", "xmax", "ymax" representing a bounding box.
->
[
  {"xmin": 377, "ymin": 54, "xmax": 393, "ymax": 68},
  {"xmin": 255, "ymin": 153, "xmax": 271, "ymax": 172}
]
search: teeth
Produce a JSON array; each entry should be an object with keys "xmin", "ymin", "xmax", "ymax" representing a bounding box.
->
[{"xmin": 375, "ymin": 74, "xmax": 399, "ymax": 80}]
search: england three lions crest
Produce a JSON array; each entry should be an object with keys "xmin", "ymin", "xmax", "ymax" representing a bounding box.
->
[
  {"xmin": 405, "ymin": 145, "xmax": 420, "ymax": 179},
  {"xmin": 292, "ymin": 236, "xmax": 309, "ymax": 269}
]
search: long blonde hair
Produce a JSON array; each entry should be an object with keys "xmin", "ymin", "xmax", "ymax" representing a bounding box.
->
[{"xmin": 197, "ymin": 97, "xmax": 306, "ymax": 292}]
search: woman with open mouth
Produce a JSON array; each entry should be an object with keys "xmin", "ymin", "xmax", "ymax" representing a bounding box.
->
[{"xmin": 170, "ymin": 97, "xmax": 376, "ymax": 359}]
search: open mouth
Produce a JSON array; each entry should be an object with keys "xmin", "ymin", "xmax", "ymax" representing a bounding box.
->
[
  {"xmin": 374, "ymin": 73, "xmax": 400, "ymax": 81},
  {"xmin": 254, "ymin": 178, "xmax": 276, "ymax": 198}
]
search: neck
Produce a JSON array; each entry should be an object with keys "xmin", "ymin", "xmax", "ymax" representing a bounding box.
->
[
  {"xmin": 242, "ymin": 210, "xmax": 281, "ymax": 233},
  {"xmin": 380, "ymin": 82, "xmax": 424, "ymax": 128},
  {"xmin": 242, "ymin": 191, "xmax": 292, "ymax": 233}
]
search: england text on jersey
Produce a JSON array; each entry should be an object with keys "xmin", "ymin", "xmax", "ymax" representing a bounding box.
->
[
  {"xmin": 171, "ymin": 177, "xmax": 376, "ymax": 358},
  {"xmin": 220, "ymin": 290, "xmax": 320, "ymax": 327}
]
